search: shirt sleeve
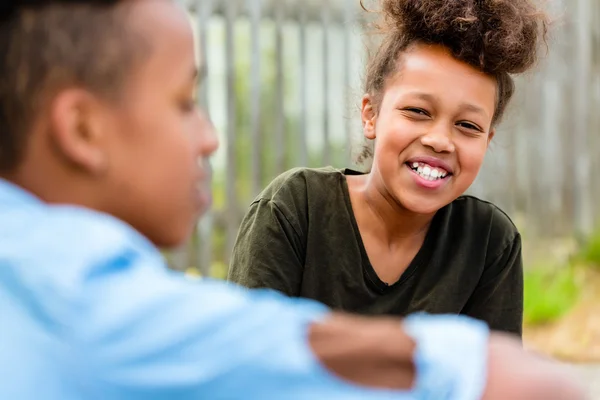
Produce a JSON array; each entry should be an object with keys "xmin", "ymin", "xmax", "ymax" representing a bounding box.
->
[
  {"xmin": 461, "ymin": 233, "xmax": 524, "ymax": 337},
  {"xmin": 403, "ymin": 313, "xmax": 490, "ymax": 400},
  {"xmin": 76, "ymin": 247, "xmax": 395, "ymax": 399},
  {"xmin": 227, "ymin": 198, "xmax": 305, "ymax": 296},
  {"xmin": 76, "ymin": 247, "xmax": 490, "ymax": 400}
]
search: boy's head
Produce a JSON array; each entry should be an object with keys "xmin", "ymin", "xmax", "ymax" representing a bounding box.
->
[{"xmin": 0, "ymin": 0, "xmax": 218, "ymax": 248}]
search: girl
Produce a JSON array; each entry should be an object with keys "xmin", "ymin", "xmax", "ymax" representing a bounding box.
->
[{"xmin": 228, "ymin": 0, "xmax": 549, "ymax": 337}]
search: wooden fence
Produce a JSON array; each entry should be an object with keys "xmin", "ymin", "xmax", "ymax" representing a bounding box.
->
[{"xmin": 169, "ymin": 0, "xmax": 600, "ymax": 275}]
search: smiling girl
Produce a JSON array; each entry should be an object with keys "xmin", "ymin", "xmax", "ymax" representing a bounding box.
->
[{"xmin": 228, "ymin": 0, "xmax": 549, "ymax": 337}]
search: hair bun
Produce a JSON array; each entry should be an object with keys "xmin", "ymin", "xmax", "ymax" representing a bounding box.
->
[{"xmin": 380, "ymin": 0, "xmax": 549, "ymax": 75}]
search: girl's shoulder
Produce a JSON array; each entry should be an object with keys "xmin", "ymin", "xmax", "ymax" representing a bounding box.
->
[
  {"xmin": 244, "ymin": 166, "xmax": 357, "ymax": 241},
  {"xmin": 443, "ymin": 195, "xmax": 520, "ymax": 247},
  {"xmin": 254, "ymin": 166, "xmax": 350, "ymax": 205}
]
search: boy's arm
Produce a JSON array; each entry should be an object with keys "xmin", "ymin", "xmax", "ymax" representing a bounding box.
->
[
  {"xmin": 483, "ymin": 333, "xmax": 586, "ymax": 400},
  {"xmin": 78, "ymin": 249, "xmax": 584, "ymax": 400}
]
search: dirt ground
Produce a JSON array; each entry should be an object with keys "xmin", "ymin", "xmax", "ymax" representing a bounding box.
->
[
  {"xmin": 524, "ymin": 267, "xmax": 600, "ymax": 362},
  {"xmin": 524, "ymin": 268, "xmax": 600, "ymax": 399}
]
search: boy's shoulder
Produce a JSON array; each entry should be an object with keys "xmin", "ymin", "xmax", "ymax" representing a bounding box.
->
[{"xmin": 0, "ymin": 201, "xmax": 163, "ymax": 293}]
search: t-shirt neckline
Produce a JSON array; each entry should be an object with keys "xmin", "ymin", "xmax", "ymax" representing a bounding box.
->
[{"xmin": 339, "ymin": 168, "xmax": 441, "ymax": 294}]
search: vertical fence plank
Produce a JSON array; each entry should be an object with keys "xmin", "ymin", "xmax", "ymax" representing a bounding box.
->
[
  {"xmin": 197, "ymin": 0, "xmax": 212, "ymax": 109},
  {"xmin": 224, "ymin": 0, "xmax": 238, "ymax": 263},
  {"xmin": 321, "ymin": 3, "xmax": 331, "ymax": 166},
  {"xmin": 275, "ymin": 1, "xmax": 286, "ymax": 173},
  {"xmin": 591, "ymin": 1, "xmax": 600, "ymax": 227},
  {"xmin": 298, "ymin": 5, "xmax": 309, "ymax": 167},
  {"xmin": 196, "ymin": 0, "xmax": 215, "ymax": 276},
  {"xmin": 343, "ymin": 0, "xmax": 354, "ymax": 166},
  {"xmin": 249, "ymin": 0, "xmax": 263, "ymax": 197},
  {"xmin": 573, "ymin": 0, "xmax": 593, "ymax": 238},
  {"xmin": 540, "ymin": 80, "xmax": 562, "ymax": 234},
  {"xmin": 504, "ymin": 112, "xmax": 518, "ymax": 218},
  {"xmin": 512, "ymin": 77, "xmax": 533, "ymax": 229}
]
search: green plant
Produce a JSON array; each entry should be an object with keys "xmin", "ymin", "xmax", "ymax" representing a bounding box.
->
[
  {"xmin": 577, "ymin": 231, "xmax": 600, "ymax": 267},
  {"xmin": 523, "ymin": 265, "xmax": 580, "ymax": 326}
]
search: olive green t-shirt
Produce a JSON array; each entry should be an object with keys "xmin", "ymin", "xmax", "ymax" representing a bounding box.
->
[{"xmin": 228, "ymin": 167, "xmax": 523, "ymax": 337}]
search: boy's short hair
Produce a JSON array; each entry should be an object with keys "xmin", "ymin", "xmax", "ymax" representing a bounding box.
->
[{"xmin": 0, "ymin": 0, "xmax": 147, "ymax": 172}]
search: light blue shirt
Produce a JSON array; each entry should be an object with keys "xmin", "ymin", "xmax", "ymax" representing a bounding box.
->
[{"xmin": 0, "ymin": 178, "xmax": 489, "ymax": 399}]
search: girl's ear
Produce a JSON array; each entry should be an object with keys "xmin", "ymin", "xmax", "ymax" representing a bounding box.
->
[
  {"xmin": 361, "ymin": 94, "xmax": 377, "ymax": 140},
  {"xmin": 487, "ymin": 129, "xmax": 495, "ymax": 146}
]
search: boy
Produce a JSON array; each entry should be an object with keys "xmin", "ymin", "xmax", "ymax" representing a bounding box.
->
[{"xmin": 0, "ymin": 0, "xmax": 585, "ymax": 399}]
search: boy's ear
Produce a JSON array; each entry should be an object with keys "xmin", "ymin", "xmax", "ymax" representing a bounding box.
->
[
  {"xmin": 361, "ymin": 95, "xmax": 377, "ymax": 140},
  {"xmin": 48, "ymin": 89, "xmax": 109, "ymax": 175}
]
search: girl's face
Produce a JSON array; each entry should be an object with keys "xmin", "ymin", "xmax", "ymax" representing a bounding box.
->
[{"xmin": 361, "ymin": 43, "xmax": 497, "ymax": 215}]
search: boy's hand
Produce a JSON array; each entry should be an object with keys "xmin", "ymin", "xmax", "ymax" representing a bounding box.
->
[{"xmin": 483, "ymin": 333, "xmax": 587, "ymax": 400}]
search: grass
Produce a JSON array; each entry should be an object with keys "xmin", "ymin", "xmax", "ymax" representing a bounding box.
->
[
  {"xmin": 578, "ymin": 231, "xmax": 600, "ymax": 267},
  {"xmin": 523, "ymin": 264, "xmax": 581, "ymax": 326},
  {"xmin": 523, "ymin": 228, "xmax": 600, "ymax": 327}
]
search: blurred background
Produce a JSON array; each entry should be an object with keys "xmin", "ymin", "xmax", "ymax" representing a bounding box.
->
[{"xmin": 173, "ymin": 0, "xmax": 600, "ymax": 388}]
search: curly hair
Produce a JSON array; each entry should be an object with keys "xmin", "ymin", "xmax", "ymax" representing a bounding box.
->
[
  {"xmin": 0, "ymin": 0, "xmax": 147, "ymax": 172},
  {"xmin": 353, "ymin": 0, "xmax": 550, "ymax": 167},
  {"xmin": 361, "ymin": 0, "xmax": 550, "ymax": 124}
]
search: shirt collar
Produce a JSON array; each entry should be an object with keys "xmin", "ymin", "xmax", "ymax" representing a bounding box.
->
[{"xmin": 0, "ymin": 178, "xmax": 43, "ymax": 206}]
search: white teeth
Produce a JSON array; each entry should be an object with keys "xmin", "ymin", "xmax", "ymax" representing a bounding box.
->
[{"xmin": 408, "ymin": 162, "xmax": 449, "ymax": 181}]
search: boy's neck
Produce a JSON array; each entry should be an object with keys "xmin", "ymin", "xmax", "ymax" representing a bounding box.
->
[{"xmin": 3, "ymin": 161, "xmax": 99, "ymax": 210}]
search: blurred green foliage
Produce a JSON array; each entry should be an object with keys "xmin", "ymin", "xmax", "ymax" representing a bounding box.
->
[
  {"xmin": 577, "ymin": 231, "xmax": 600, "ymax": 267},
  {"xmin": 523, "ymin": 265, "xmax": 581, "ymax": 326},
  {"xmin": 523, "ymin": 227, "xmax": 600, "ymax": 326}
]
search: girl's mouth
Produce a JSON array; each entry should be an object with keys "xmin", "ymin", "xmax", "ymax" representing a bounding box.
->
[{"xmin": 405, "ymin": 161, "xmax": 451, "ymax": 181}]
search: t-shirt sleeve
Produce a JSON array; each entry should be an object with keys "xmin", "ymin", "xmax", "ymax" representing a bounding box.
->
[
  {"xmin": 76, "ymin": 246, "xmax": 489, "ymax": 400},
  {"xmin": 228, "ymin": 198, "xmax": 305, "ymax": 296},
  {"xmin": 461, "ymin": 232, "xmax": 524, "ymax": 337}
]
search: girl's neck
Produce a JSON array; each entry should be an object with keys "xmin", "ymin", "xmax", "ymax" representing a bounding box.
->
[{"xmin": 346, "ymin": 172, "xmax": 436, "ymax": 246}]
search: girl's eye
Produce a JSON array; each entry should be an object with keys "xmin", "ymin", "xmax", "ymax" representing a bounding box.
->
[
  {"xmin": 457, "ymin": 121, "xmax": 483, "ymax": 132},
  {"xmin": 404, "ymin": 108, "xmax": 430, "ymax": 116}
]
